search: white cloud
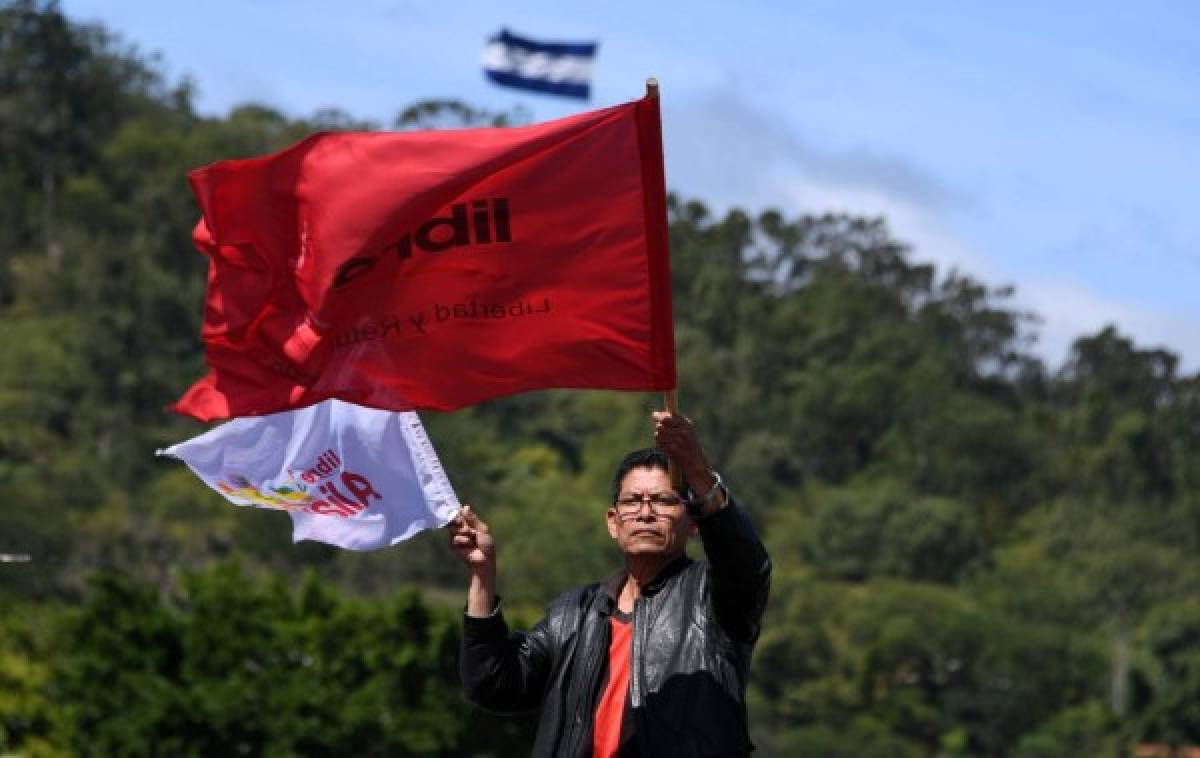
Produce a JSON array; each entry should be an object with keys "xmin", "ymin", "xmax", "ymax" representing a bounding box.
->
[
  {"xmin": 1020, "ymin": 281, "xmax": 1200, "ymax": 372},
  {"xmin": 662, "ymin": 89, "xmax": 1200, "ymax": 373}
]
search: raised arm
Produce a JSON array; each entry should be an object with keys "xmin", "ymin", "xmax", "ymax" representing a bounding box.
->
[
  {"xmin": 450, "ymin": 506, "xmax": 553, "ymax": 711},
  {"xmin": 653, "ymin": 412, "xmax": 772, "ymax": 643},
  {"xmin": 449, "ymin": 506, "xmax": 498, "ymax": 618}
]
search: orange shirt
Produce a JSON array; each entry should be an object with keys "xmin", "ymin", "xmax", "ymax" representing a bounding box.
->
[{"xmin": 592, "ymin": 613, "xmax": 633, "ymax": 758}]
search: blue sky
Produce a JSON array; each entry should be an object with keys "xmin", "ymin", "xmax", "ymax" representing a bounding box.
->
[{"xmin": 63, "ymin": 0, "xmax": 1200, "ymax": 370}]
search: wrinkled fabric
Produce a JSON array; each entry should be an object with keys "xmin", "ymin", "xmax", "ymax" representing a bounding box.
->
[{"xmin": 174, "ymin": 96, "xmax": 674, "ymax": 421}]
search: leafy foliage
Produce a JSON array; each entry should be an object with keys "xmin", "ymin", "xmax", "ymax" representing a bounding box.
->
[
  {"xmin": 1, "ymin": 2, "xmax": 1197, "ymax": 754},
  {"xmin": 46, "ymin": 566, "xmax": 488, "ymax": 756}
]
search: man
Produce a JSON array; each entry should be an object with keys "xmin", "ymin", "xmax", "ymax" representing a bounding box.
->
[{"xmin": 449, "ymin": 411, "xmax": 771, "ymax": 756}]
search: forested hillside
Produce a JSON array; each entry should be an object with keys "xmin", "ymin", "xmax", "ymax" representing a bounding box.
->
[{"xmin": 2, "ymin": 2, "xmax": 1198, "ymax": 755}]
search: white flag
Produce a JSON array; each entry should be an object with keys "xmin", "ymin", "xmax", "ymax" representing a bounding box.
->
[{"xmin": 159, "ymin": 400, "xmax": 460, "ymax": 550}]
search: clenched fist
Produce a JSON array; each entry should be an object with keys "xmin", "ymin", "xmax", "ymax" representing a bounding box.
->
[
  {"xmin": 652, "ymin": 411, "xmax": 717, "ymax": 499},
  {"xmin": 448, "ymin": 505, "xmax": 496, "ymax": 576}
]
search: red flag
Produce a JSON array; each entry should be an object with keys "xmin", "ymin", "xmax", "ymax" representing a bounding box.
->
[{"xmin": 173, "ymin": 96, "xmax": 676, "ymax": 421}]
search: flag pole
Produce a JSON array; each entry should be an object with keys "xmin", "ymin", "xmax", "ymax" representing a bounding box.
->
[
  {"xmin": 664, "ymin": 389, "xmax": 678, "ymax": 415},
  {"xmin": 645, "ymin": 76, "xmax": 685, "ymax": 491}
]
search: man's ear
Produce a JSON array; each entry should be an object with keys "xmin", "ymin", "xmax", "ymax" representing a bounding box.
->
[{"xmin": 606, "ymin": 508, "xmax": 620, "ymax": 540}]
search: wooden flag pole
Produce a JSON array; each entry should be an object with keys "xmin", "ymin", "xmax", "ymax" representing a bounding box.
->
[
  {"xmin": 645, "ymin": 76, "xmax": 685, "ymax": 491},
  {"xmin": 664, "ymin": 387, "xmax": 684, "ymax": 491}
]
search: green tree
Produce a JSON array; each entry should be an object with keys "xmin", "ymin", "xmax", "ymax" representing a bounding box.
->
[
  {"xmin": 0, "ymin": 600, "xmax": 63, "ymax": 755},
  {"xmin": 54, "ymin": 565, "xmax": 486, "ymax": 756},
  {"xmin": 1134, "ymin": 600, "xmax": 1200, "ymax": 746}
]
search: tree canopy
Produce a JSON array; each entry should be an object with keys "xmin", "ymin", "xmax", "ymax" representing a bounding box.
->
[{"xmin": 2, "ymin": 2, "xmax": 1198, "ymax": 754}]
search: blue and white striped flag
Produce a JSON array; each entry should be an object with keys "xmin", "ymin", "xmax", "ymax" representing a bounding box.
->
[{"xmin": 482, "ymin": 29, "xmax": 597, "ymax": 100}]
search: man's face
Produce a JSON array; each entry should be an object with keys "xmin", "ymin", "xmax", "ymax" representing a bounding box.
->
[{"xmin": 606, "ymin": 466, "xmax": 696, "ymax": 558}]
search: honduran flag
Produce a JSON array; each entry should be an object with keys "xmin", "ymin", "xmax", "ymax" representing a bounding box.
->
[{"xmin": 482, "ymin": 28, "xmax": 597, "ymax": 99}]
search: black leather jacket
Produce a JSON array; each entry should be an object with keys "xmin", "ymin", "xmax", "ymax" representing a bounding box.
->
[{"xmin": 460, "ymin": 501, "xmax": 771, "ymax": 757}]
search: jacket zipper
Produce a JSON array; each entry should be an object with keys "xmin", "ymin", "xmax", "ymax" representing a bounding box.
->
[
  {"xmin": 630, "ymin": 596, "xmax": 645, "ymax": 709},
  {"xmin": 562, "ymin": 601, "xmax": 610, "ymax": 757}
]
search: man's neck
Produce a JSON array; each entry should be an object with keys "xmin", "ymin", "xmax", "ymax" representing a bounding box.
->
[{"xmin": 619, "ymin": 552, "xmax": 683, "ymax": 611}]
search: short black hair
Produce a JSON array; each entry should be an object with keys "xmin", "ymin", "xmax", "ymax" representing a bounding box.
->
[{"xmin": 610, "ymin": 448, "xmax": 690, "ymax": 504}]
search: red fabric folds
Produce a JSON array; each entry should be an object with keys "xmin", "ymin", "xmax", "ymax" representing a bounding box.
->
[{"xmin": 173, "ymin": 96, "xmax": 676, "ymax": 421}]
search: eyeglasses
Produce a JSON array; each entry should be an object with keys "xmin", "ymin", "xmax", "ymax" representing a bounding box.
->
[{"xmin": 613, "ymin": 492, "xmax": 685, "ymax": 517}]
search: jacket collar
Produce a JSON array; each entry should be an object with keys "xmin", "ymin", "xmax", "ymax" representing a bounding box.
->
[
  {"xmin": 642, "ymin": 553, "xmax": 693, "ymax": 594},
  {"xmin": 601, "ymin": 552, "xmax": 692, "ymax": 612}
]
